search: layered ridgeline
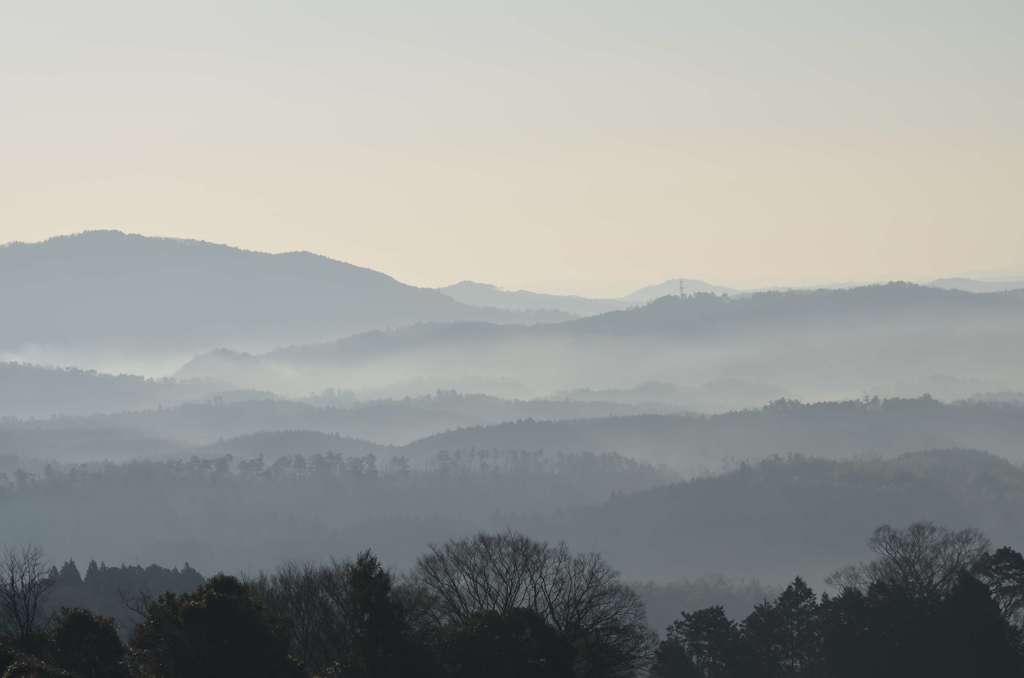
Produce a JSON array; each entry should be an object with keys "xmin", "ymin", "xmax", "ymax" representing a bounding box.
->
[
  {"xmin": 1, "ymin": 447, "xmax": 1021, "ymax": 586},
  {"xmin": 440, "ymin": 278, "xmax": 740, "ymax": 315},
  {"xmin": 4, "ymin": 396, "xmax": 1023, "ymax": 475},
  {"xmin": 179, "ymin": 284, "xmax": 1024, "ymax": 406},
  {"xmin": 441, "ymin": 277, "xmax": 1024, "ymax": 314},
  {"xmin": 0, "ymin": 231, "xmax": 568, "ymax": 360}
]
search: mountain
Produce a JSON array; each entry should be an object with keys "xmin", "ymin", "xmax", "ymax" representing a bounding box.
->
[
  {"xmin": 622, "ymin": 278, "xmax": 740, "ymax": 303},
  {"xmin": 928, "ymin": 277, "xmax": 1024, "ymax": 293},
  {"xmin": 178, "ymin": 284, "xmax": 1024, "ymax": 406},
  {"xmin": 0, "ymin": 231, "xmax": 568, "ymax": 358},
  {"xmin": 440, "ymin": 281, "xmax": 620, "ymax": 316},
  {"xmin": 439, "ymin": 278, "xmax": 739, "ymax": 316},
  {"xmin": 523, "ymin": 448, "xmax": 1024, "ymax": 582}
]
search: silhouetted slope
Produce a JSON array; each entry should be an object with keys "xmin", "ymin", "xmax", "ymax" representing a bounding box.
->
[
  {"xmin": 0, "ymin": 449, "xmax": 672, "ymax": 573},
  {"xmin": 0, "ymin": 231, "xmax": 565, "ymax": 353},
  {"xmin": 524, "ymin": 449, "xmax": 1024, "ymax": 582}
]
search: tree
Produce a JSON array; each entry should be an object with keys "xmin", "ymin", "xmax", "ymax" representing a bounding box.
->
[
  {"xmin": 742, "ymin": 578, "xmax": 822, "ymax": 678},
  {"xmin": 934, "ymin": 573, "xmax": 1024, "ymax": 678},
  {"xmin": 827, "ymin": 522, "xmax": 990, "ymax": 601},
  {"xmin": 973, "ymin": 547, "xmax": 1024, "ymax": 627},
  {"xmin": 410, "ymin": 532, "xmax": 653, "ymax": 678},
  {"xmin": 128, "ymin": 574, "xmax": 302, "ymax": 678},
  {"xmin": 47, "ymin": 608, "xmax": 128, "ymax": 678},
  {"xmin": 0, "ymin": 546, "xmax": 54, "ymax": 647},
  {"xmin": 253, "ymin": 551, "xmax": 435, "ymax": 677},
  {"xmin": 649, "ymin": 636, "xmax": 701, "ymax": 678},
  {"xmin": 316, "ymin": 551, "xmax": 433, "ymax": 678},
  {"xmin": 443, "ymin": 608, "xmax": 575, "ymax": 678},
  {"xmin": 665, "ymin": 606, "xmax": 764, "ymax": 678}
]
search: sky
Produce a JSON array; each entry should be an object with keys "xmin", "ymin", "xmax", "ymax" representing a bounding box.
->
[{"xmin": 2, "ymin": 1, "xmax": 1022, "ymax": 297}]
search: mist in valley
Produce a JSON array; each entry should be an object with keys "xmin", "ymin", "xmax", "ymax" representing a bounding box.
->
[{"xmin": 3, "ymin": 2, "xmax": 1024, "ymax": 674}]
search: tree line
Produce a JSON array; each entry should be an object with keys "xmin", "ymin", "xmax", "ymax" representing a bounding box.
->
[{"xmin": 2, "ymin": 523, "xmax": 1023, "ymax": 677}]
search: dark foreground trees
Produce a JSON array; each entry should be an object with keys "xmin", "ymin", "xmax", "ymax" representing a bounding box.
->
[
  {"xmin": 253, "ymin": 533, "xmax": 652, "ymax": 678},
  {"xmin": 3, "ymin": 524, "xmax": 1024, "ymax": 678},
  {"xmin": 652, "ymin": 522, "xmax": 1024, "ymax": 678},
  {"xmin": 252, "ymin": 551, "xmax": 432, "ymax": 678},
  {"xmin": 128, "ymin": 575, "xmax": 303, "ymax": 678},
  {"xmin": 0, "ymin": 546, "xmax": 54, "ymax": 648},
  {"xmin": 410, "ymin": 532, "xmax": 654, "ymax": 678}
]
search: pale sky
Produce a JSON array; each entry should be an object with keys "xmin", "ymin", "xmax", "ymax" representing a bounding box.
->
[{"xmin": 2, "ymin": 1, "xmax": 1022, "ymax": 296}]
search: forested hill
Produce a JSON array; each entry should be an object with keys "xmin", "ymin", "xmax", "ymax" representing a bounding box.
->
[
  {"xmin": 3, "ymin": 447, "xmax": 1022, "ymax": 584},
  {"xmin": 522, "ymin": 449, "xmax": 1024, "ymax": 582}
]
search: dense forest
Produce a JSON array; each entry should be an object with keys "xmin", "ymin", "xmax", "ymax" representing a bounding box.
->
[{"xmin": 2, "ymin": 524, "xmax": 1022, "ymax": 677}]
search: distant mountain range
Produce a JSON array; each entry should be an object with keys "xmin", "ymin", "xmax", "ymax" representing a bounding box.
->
[
  {"xmin": 2, "ymin": 231, "xmax": 1019, "ymax": 363},
  {"xmin": 0, "ymin": 231, "xmax": 569, "ymax": 356},
  {"xmin": 178, "ymin": 284, "xmax": 1024, "ymax": 405},
  {"xmin": 927, "ymin": 277, "xmax": 1024, "ymax": 293},
  {"xmin": 441, "ymin": 276, "xmax": 1024, "ymax": 315},
  {"xmin": 440, "ymin": 278, "xmax": 740, "ymax": 315}
]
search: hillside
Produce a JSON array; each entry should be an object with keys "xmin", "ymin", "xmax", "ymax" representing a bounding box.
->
[
  {"xmin": 522, "ymin": 449, "xmax": 1024, "ymax": 582},
  {"xmin": 2, "ymin": 446, "xmax": 1021, "ymax": 584}
]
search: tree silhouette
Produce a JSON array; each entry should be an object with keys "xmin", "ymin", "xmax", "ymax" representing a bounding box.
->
[
  {"xmin": 129, "ymin": 574, "xmax": 302, "ymax": 678},
  {"xmin": 47, "ymin": 607, "xmax": 127, "ymax": 678},
  {"xmin": 443, "ymin": 608, "xmax": 574, "ymax": 678},
  {"xmin": 743, "ymin": 577, "xmax": 822, "ymax": 677},
  {"xmin": 0, "ymin": 546, "xmax": 54, "ymax": 649},
  {"xmin": 411, "ymin": 532, "xmax": 653, "ymax": 678},
  {"xmin": 973, "ymin": 547, "xmax": 1024, "ymax": 626}
]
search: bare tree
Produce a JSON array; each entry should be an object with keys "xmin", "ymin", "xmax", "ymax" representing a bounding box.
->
[
  {"xmin": 0, "ymin": 545, "xmax": 55, "ymax": 644},
  {"xmin": 409, "ymin": 531, "xmax": 654, "ymax": 678},
  {"xmin": 827, "ymin": 522, "xmax": 991, "ymax": 600}
]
